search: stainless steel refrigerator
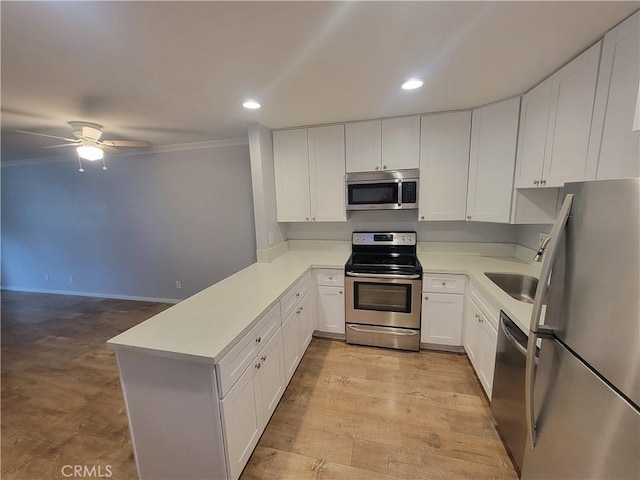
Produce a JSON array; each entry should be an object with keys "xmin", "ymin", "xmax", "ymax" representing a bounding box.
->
[{"xmin": 522, "ymin": 178, "xmax": 640, "ymax": 479}]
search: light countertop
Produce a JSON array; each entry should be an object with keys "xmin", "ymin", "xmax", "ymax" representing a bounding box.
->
[{"xmin": 108, "ymin": 241, "xmax": 539, "ymax": 363}]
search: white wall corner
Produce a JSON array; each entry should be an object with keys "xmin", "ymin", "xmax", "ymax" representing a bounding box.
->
[{"xmin": 256, "ymin": 241, "xmax": 289, "ymax": 263}]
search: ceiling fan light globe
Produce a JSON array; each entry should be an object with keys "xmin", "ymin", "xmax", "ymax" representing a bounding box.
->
[{"xmin": 77, "ymin": 145, "xmax": 104, "ymax": 161}]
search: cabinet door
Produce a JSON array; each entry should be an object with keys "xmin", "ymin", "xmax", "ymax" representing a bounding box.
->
[
  {"xmin": 419, "ymin": 112, "xmax": 471, "ymax": 221},
  {"xmin": 467, "ymin": 97, "xmax": 520, "ymax": 223},
  {"xmin": 421, "ymin": 293, "xmax": 464, "ymax": 346},
  {"xmin": 382, "ymin": 116, "xmax": 420, "ymax": 170},
  {"xmin": 308, "ymin": 125, "xmax": 347, "ymax": 222},
  {"xmin": 297, "ymin": 294, "xmax": 314, "ymax": 354},
  {"xmin": 346, "ymin": 120, "xmax": 382, "ymax": 172},
  {"xmin": 281, "ymin": 310, "xmax": 301, "ymax": 384},
  {"xmin": 221, "ymin": 362, "xmax": 263, "ymax": 480},
  {"xmin": 273, "ymin": 129, "xmax": 311, "ymax": 222},
  {"xmin": 478, "ymin": 318, "xmax": 498, "ymax": 399},
  {"xmin": 317, "ymin": 286, "xmax": 345, "ymax": 334},
  {"xmin": 515, "ymin": 81, "xmax": 552, "ymax": 188},
  {"xmin": 587, "ymin": 12, "xmax": 640, "ymax": 180},
  {"xmin": 463, "ymin": 297, "xmax": 481, "ymax": 368},
  {"xmin": 257, "ymin": 331, "xmax": 286, "ymax": 423},
  {"xmin": 543, "ymin": 42, "xmax": 601, "ymax": 187}
]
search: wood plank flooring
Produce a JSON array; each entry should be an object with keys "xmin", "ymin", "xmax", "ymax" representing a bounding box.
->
[
  {"xmin": 2, "ymin": 291, "xmax": 516, "ymax": 480},
  {"xmin": 240, "ymin": 339, "xmax": 517, "ymax": 480}
]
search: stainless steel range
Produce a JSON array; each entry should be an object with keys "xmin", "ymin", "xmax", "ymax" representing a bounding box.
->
[{"xmin": 344, "ymin": 231, "xmax": 422, "ymax": 351}]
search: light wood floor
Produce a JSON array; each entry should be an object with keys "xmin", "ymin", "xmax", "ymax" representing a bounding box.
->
[{"xmin": 2, "ymin": 291, "xmax": 516, "ymax": 480}]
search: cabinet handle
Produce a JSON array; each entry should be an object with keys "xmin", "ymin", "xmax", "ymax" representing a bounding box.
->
[
  {"xmin": 534, "ymin": 179, "xmax": 540, "ymax": 185},
  {"xmin": 540, "ymin": 179, "xmax": 546, "ymax": 186},
  {"xmin": 255, "ymin": 362, "xmax": 261, "ymax": 369},
  {"xmin": 295, "ymin": 292, "xmax": 300, "ymax": 298},
  {"xmin": 375, "ymin": 166, "xmax": 380, "ymax": 170},
  {"xmin": 328, "ymin": 276, "xmax": 333, "ymax": 280},
  {"xmin": 255, "ymin": 336, "xmax": 262, "ymax": 343},
  {"xmin": 339, "ymin": 290, "xmax": 343, "ymax": 294},
  {"xmin": 261, "ymin": 355, "xmax": 267, "ymax": 362},
  {"xmin": 383, "ymin": 165, "xmax": 387, "ymax": 170},
  {"xmin": 441, "ymin": 281, "xmax": 446, "ymax": 286},
  {"xmin": 305, "ymin": 217, "xmax": 309, "ymax": 221},
  {"xmin": 312, "ymin": 217, "xmax": 316, "ymax": 221},
  {"xmin": 296, "ymin": 308, "xmax": 301, "ymax": 314},
  {"xmin": 300, "ymin": 306, "xmax": 304, "ymax": 311},
  {"xmin": 424, "ymin": 296, "xmax": 429, "ymax": 300},
  {"xmin": 467, "ymin": 215, "xmax": 471, "ymax": 220},
  {"xmin": 421, "ymin": 216, "xmax": 425, "ymax": 220}
]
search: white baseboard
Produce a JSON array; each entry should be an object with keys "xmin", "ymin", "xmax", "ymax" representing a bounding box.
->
[{"xmin": 0, "ymin": 286, "xmax": 180, "ymax": 304}]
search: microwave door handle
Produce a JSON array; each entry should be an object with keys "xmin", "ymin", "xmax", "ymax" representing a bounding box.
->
[
  {"xmin": 525, "ymin": 193, "xmax": 573, "ymax": 449},
  {"xmin": 397, "ymin": 180, "xmax": 402, "ymax": 208}
]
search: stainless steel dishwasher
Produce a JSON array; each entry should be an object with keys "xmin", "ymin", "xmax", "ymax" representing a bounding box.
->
[{"xmin": 491, "ymin": 311, "xmax": 534, "ymax": 474}]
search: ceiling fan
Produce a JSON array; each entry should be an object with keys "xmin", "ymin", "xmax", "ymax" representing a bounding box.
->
[{"xmin": 14, "ymin": 121, "xmax": 152, "ymax": 172}]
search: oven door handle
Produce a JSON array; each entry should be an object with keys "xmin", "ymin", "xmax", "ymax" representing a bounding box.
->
[
  {"xmin": 346, "ymin": 272, "xmax": 421, "ymax": 280},
  {"xmin": 347, "ymin": 325, "xmax": 419, "ymax": 336}
]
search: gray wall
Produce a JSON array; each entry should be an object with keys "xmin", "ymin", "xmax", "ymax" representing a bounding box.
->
[
  {"xmin": 285, "ymin": 210, "xmax": 522, "ymax": 243},
  {"xmin": 516, "ymin": 223, "xmax": 552, "ymax": 250},
  {"xmin": 1, "ymin": 145, "xmax": 256, "ymax": 301}
]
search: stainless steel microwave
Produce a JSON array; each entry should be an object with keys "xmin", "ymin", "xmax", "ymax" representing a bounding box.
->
[{"xmin": 345, "ymin": 169, "xmax": 419, "ymax": 210}]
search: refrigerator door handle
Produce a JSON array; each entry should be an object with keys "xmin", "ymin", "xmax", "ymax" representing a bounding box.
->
[{"xmin": 525, "ymin": 193, "xmax": 573, "ymax": 449}]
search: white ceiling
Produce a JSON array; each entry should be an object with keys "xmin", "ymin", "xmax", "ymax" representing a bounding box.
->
[{"xmin": 1, "ymin": 1, "xmax": 638, "ymax": 162}]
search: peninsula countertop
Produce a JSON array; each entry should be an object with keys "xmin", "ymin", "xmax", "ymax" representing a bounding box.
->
[{"xmin": 108, "ymin": 241, "xmax": 540, "ymax": 363}]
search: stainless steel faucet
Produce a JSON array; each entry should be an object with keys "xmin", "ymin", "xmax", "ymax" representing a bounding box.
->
[{"xmin": 533, "ymin": 235, "xmax": 552, "ymax": 262}]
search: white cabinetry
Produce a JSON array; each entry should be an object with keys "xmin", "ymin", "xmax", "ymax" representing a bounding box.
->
[
  {"xmin": 466, "ymin": 97, "xmax": 520, "ymax": 223},
  {"xmin": 346, "ymin": 117, "xmax": 419, "ymax": 172},
  {"xmin": 221, "ymin": 330, "xmax": 286, "ymax": 480},
  {"xmin": 587, "ymin": 12, "xmax": 640, "ymax": 180},
  {"xmin": 316, "ymin": 269, "xmax": 345, "ymax": 335},
  {"xmin": 515, "ymin": 42, "xmax": 602, "ymax": 188},
  {"xmin": 419, "ymin": 112, "xmax": 471, "ymax": 221},
  {"xmin": 281, "ymin": 307, "xmax": 301, "ymax": 383},
  {"xmin": 463, "ymin": 288, "xmax": 499, "ymax": 399},
  {"xmin": 297, "ymin": 294, "xmax": 314, "ymax": 353},
  {"xmin": 421, "ymin": 273, "xmax": 465, "ymax": 347},
  {"xmin": 273, "ymin": 125, "xmax": 346, "ymax": 222}
]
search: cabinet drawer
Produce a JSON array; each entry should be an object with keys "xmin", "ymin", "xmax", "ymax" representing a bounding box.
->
[
  {"xmin": 281, "ymin": 273, "xmax": 312, "ymax": 319},
  {"xmin": 217, "ymin": 304, "xmax": 281, "ymax": 397},
  {"xmin": 423, "ymin": 273, "xmax": 466, "ymax": 294},
  {"xmin": 469, "ymin": 284, "xmax": 499, "ymax": 329},
  {"xmin": 315, "ymin": 269, "xmax": 344, "ymax": 287}
]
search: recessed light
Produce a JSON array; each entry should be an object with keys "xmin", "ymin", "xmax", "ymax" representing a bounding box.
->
[
  {"xmin": 243, "ymin": 100, "xmax": 261, "ymax": 109},
  {"xmin": 401, "ymin": 79, "xmax": 423, "ymax": 90}
]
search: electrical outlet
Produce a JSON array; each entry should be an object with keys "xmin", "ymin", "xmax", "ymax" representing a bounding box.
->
[
  {"xmin": 175, "ymin": 280, "xmax": 182, "ymax": 289},
  {"xmin": 539, "ymin": 233, "xmax": 551, "ymax": 248},
  {"xmin": 268, "ymin": 232, "xmax": 274, "ymax": 246}
]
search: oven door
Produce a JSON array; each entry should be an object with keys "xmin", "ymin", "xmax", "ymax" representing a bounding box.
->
[{"xmin": 345, "ymin": 274, "xmax": 421, "ymax": 329}]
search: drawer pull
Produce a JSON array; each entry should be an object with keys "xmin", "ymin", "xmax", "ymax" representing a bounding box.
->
[
  {"xmin": 295, "ymin": 292, "xmax": 300, "ymax": 298},
  {"xmin": 255, "ymin": 336, "xmax": 262, "ymax": 343},
  {"xmin": 255, "ymin": 362, "xmax": 261, "ymax": 369},
  {"xmin": 441, "ymin": 281, "xmax": 447, "ymax": 286},
  {"xmin": 328, "ymin": 276, "xmax": 333, "ymax": 280},
  {"xmin": 261, "ymin": 355, "xmax": 267, "ymax": 362},
  {"xmin": 296, "ymin": 309, "xmax": 301, "ymax": 314},
  {"xmin": 424, "ymin": 296, "xmax": 429, "ymax": 300},
  {"xmin": 339, "ymin": 290, "xmax": 343, "ymax": 294}
]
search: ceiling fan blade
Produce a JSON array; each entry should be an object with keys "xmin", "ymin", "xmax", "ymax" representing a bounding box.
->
[
  {"xmin": 13, "ymin": 130, "xmax": 77, "ymax": 142},
  {"xmin": 101, "ymin": 140, "xmax": 151, "ymax": 148},
  {"xmin": 100, "ymin": 145, "xmax": 120, "ymax": 153},
  {"xmin": 82, "ymin": 125, "xmax": 103, "ymax": 141},
  {"xmin": 43, "ymin": 143, "xmax": 80, "ymax": 149}
]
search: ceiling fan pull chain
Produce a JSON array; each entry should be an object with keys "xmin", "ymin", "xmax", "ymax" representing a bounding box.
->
[
  {"xmin": 101, "ymin": 157, "xmax": 108, "ymax": 171},
  {"xmin": 78, "ymin": 157, "xmax": 85, "ymax": 173}
]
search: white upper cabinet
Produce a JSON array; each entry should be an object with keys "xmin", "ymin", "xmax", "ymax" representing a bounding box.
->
[
  {"xmin": 419, "ymin": 111, "xmax": 471, "ymax": 221},
  {"xmin": 308, "ymin": 125, "xmax": 347, "ymax": 222},
  {"xmin": 273, "ymin": 129, "xmax": 311, "ymax": 222},
  {"xmin": 274, "ymin": 125, "xmax": 346, "ymax": 222},
  {"xmin": 467, "ymin": 97, "xmax": 520, "ymax": 223},
  {"xmin": 587, "ymin": 12, "xmax": 640, "ymax": 180},
  {"xmin": 346, "ymin": 117, "xmax": 419, "ymax": 172},
  {"xmin": 515, "ymin": 42, "xmax": 602, "ymax": 188},
  {"xmin": 346, "ymin": 120, "xmax": 382, "ymax": 172},
  {"xmin": 381, "ymin": 116, "xmax": 420, "ymax": 170}
]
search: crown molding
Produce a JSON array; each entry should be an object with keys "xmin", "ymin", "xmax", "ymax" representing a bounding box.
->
[{"xmin": 1, "ymin": 137, "xmax": 249, "ymax": 168}]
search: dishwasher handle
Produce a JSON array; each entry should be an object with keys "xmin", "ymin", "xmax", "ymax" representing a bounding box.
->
[{"xmin": 501, "ymin": 315, "xmax": 528, "ymax": 356}]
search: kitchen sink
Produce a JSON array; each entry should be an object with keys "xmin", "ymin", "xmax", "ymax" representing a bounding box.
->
[{"xmin": 484, "ymin": 273, "xmax": 539, "ymax": 304}]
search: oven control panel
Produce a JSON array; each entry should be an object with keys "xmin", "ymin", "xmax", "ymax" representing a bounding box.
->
[{"xmin": 352, "ymin": 232, "xmax": 417, "ymax": 246}]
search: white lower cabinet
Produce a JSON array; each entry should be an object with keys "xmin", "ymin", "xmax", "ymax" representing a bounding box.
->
[
  {"xmin": 281, "ymin": 308, "xmax": 302, "ymax": 384},
  {"xmin": 297, "ymin": 294, "xmax": 314, "ymax": 352},
  {"xmin": 420, "ymin": 273, "xmax": 466, "ymax": 347},
  {"xmin": 317, "ymin": 286, "xmax": 345, "ymax": 334},
  {"xmin": 421, "ymin": 292, "xmax": 464, "ymax": 347},
  {"xmin": 221, "ymin": 330, "xmax": 286, "ymax": 480},
  {"xmin": 463, "ymin": 294, "xmax": 499, "ymax": 399}
]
